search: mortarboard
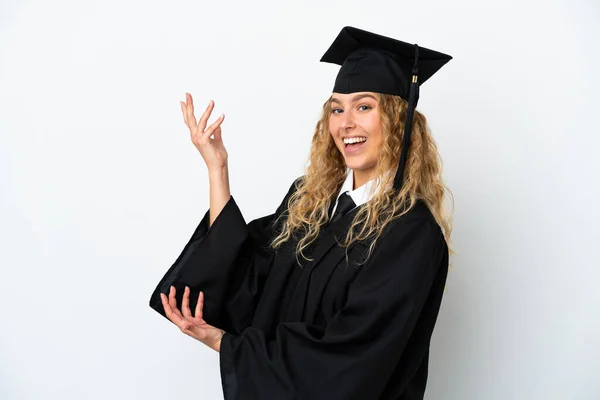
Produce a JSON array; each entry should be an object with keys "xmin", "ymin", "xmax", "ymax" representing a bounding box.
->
[{"xmin": 320, "ymin": 26, "xmax": 452, "ymax": 191}]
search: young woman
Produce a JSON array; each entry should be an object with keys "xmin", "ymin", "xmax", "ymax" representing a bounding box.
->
[{"xmin": 150, "ymin": 26, "xmax": 453, "ymax": 400}]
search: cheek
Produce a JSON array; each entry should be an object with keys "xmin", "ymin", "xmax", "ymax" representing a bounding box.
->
[
  {"xmin": 329, "ymin": 122, "xmax": 342, "ymax": 144},
  {"xmin": 328, "ymin": 119, "xmax": 337, "ymax": 135},
  {"xmin": 367, "ymin": 121, "xmax": 383, "ymax": 159},
  {"xmin": 368, "ymin": 118, "xmax": 383, "ymax": 143}
]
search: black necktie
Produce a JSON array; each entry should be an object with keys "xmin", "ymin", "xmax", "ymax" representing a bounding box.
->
[{"xmin": 330, "ymin": 192, "xmax": 356, "ymax": 223}]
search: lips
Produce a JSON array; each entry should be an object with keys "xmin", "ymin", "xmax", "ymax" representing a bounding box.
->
[
  {"xmin": 343, "ymin": 136, "xmax": 367, "ymax": 145},
  {"xmin": 344, "ymin": 139, "xmax": 367, "ymax": 154}
]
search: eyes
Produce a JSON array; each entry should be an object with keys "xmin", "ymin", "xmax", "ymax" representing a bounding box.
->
[{"xmin": 331, "ymin": 105, "xmax": 372, "ymax": 114}]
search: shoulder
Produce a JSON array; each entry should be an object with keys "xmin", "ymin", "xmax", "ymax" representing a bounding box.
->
[
  {"xmin": 272, "ymin": 175, "xmax": 305, "ymax": 216},
  {"xmin": 282, "ymin": 175, "xmax": 305, "ymax": 203},
  {"xmin": 289, "ymin": 175, "xmax": 305, "ymax": 193},
  {"xmin": 403, "ymin": 199, "xmax": 436, "ymax": 222},
  {"xmin": 367, "ymin": 200, "xmax": 448, "ymax": 271},
  {"xmin": 376, "ymin": 200, "xmax": 446, "ymax": 254},
  {"xmin": 356, "ymin": 200, "xmax": 448, "ymax": 286},
  {"xmin": 389, "ymin": 199, "xmax": 440, "ymax": 232}
]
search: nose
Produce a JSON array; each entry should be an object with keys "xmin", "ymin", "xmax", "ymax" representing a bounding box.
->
[{"xmin": 340, "ymin": 111, "xmax": 356, "ymax": 131}]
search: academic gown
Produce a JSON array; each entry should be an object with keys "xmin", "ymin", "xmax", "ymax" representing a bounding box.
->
[{"xmin": 149, "ymin": 177, "xmax": 449, "ymax": 400}]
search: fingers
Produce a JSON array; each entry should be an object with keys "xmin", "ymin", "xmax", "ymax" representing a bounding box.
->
[
  {"xmin": 168, "ymin": 286, "xmax": 184, "ymax": 321},
  {"xmin": 161, "ymin": 286, "xmax": 211, "ymax": 341},
  {"xmin": 160, "ymin": 291, "xmax": 182, "ymax": 326},
  {"xmin": 182, "ymin": 286, "xmax": 192, "ymax": 318},
  {"xmin": 201, "ymin": 113, "xmax": 225, "ymax": 139},
  {"xmin": 180, "ymin": 101, "xmax": 187, "ymax": 125},
  {"xmin": 185, "ymin": 93, "xmax": 197, "ymax": 128},
  {"xmin": 161, "ymin": 287, "xmax": 223, "ymax": 348},
  {"xmin": 181, "ymin": 94, "xmax": 224, "ymax": 141},
  {"xmin": 213, "ymin": 126, "xmax": 223, "ymax": 143},
  {"xmin": 195, "ymin": 291, "xmax": 204, "ymax": 321},
  {"xmin": 197, "ymin": 100, "xmax": 215, "ymax": 132}
]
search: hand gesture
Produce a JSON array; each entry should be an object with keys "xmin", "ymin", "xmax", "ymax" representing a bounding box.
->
[
  {"xmin": 180, "ymin": 93, "xmax": 228, "ymax": 171},
  {"xmin": 160, "ymin": 286, "xmax": 225, "ymax": 352}
]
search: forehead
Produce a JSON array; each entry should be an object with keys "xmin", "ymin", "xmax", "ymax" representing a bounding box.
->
[{"xmin": 330, "ymin": 92, "xmax": 379, "ymax": 103}]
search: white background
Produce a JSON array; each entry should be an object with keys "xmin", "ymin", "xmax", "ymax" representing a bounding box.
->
[{"xmin": 1, "ymin": 0, "xmax": 599, "ymax": 399}]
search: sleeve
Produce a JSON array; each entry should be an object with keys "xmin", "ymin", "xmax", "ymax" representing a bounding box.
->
[
  {"xmin": 149, "ymin": 177, "xmax": 302, "ymax": 334},
  {"xmin": 218, "ymin": 217, "xmax": 448, "ymax": 400}
]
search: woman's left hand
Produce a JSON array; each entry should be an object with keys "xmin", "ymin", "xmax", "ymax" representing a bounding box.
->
[{"xmin": 160, "ymin": 286, "xmax": 225, "ymax": 352}]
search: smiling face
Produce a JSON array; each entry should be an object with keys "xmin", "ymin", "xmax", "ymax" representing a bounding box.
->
[{"xmin": 329, "ymin": 91, "xmax": 383, "ymax": 187}]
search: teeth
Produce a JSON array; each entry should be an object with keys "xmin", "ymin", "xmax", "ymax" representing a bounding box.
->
[{"xmin": 343, "ymin": 137, "xmax": 367, "ymax": 144}]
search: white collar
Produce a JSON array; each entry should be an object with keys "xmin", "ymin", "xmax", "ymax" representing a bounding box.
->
[{"xmin": 330, "ymin": 169, "xmax": 379, "ymax": 218}]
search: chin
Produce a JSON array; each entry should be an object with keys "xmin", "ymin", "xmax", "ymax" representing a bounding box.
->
[
  {"xmin": 344, "ymin": 158, "xmax": 376, "ymax": 171},
  {"xmin": 338, "ymin": 143, "xmax": 377, "ymax": 169}
]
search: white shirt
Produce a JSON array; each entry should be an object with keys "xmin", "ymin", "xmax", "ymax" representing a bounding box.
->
[{"xmin": 330, "ymin": 169, "xmax": 380, "ymax": 220}]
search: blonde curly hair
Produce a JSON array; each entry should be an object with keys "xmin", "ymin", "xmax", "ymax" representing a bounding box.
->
[{"xmin": 270, "ymin": 93, "xmax": 453, "ymax": 265}]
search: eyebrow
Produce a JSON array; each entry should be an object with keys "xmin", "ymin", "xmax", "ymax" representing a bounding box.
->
[{"xmin": 330, "ymin": 94, "xmax": 378, "ymax": 104}]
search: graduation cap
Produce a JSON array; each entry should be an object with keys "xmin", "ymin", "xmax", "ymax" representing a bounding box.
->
[{"xmin": 320, "ymin": 26, "xmax": 452, "ymax": 191}]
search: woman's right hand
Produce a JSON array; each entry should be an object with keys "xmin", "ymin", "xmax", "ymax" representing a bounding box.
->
[{"xmin": 180, "ymin": 93, "xmax": 228, "ymax": 171}]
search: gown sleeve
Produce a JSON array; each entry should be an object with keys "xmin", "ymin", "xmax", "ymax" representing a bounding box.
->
[
  {"xmin": 149, "ymin": 177, "xmax": 302, "ymax": 334},
  {"xmin": 219, "ymin": 215, "xmax": 448, "ymax": 400}
]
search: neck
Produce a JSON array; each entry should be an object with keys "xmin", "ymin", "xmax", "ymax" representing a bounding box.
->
[{"xmin": 352, "ymin": 169, "xmax": 376, "ymax": 190}]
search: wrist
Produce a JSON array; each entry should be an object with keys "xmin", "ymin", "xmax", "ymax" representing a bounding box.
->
[
  {"xmin": 212, "ymin": 330, "xmax": 225, "ymax": 352},
  {"xmin": 208, "ymin": 165, "xmax": 229, "ymax": 180}
]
